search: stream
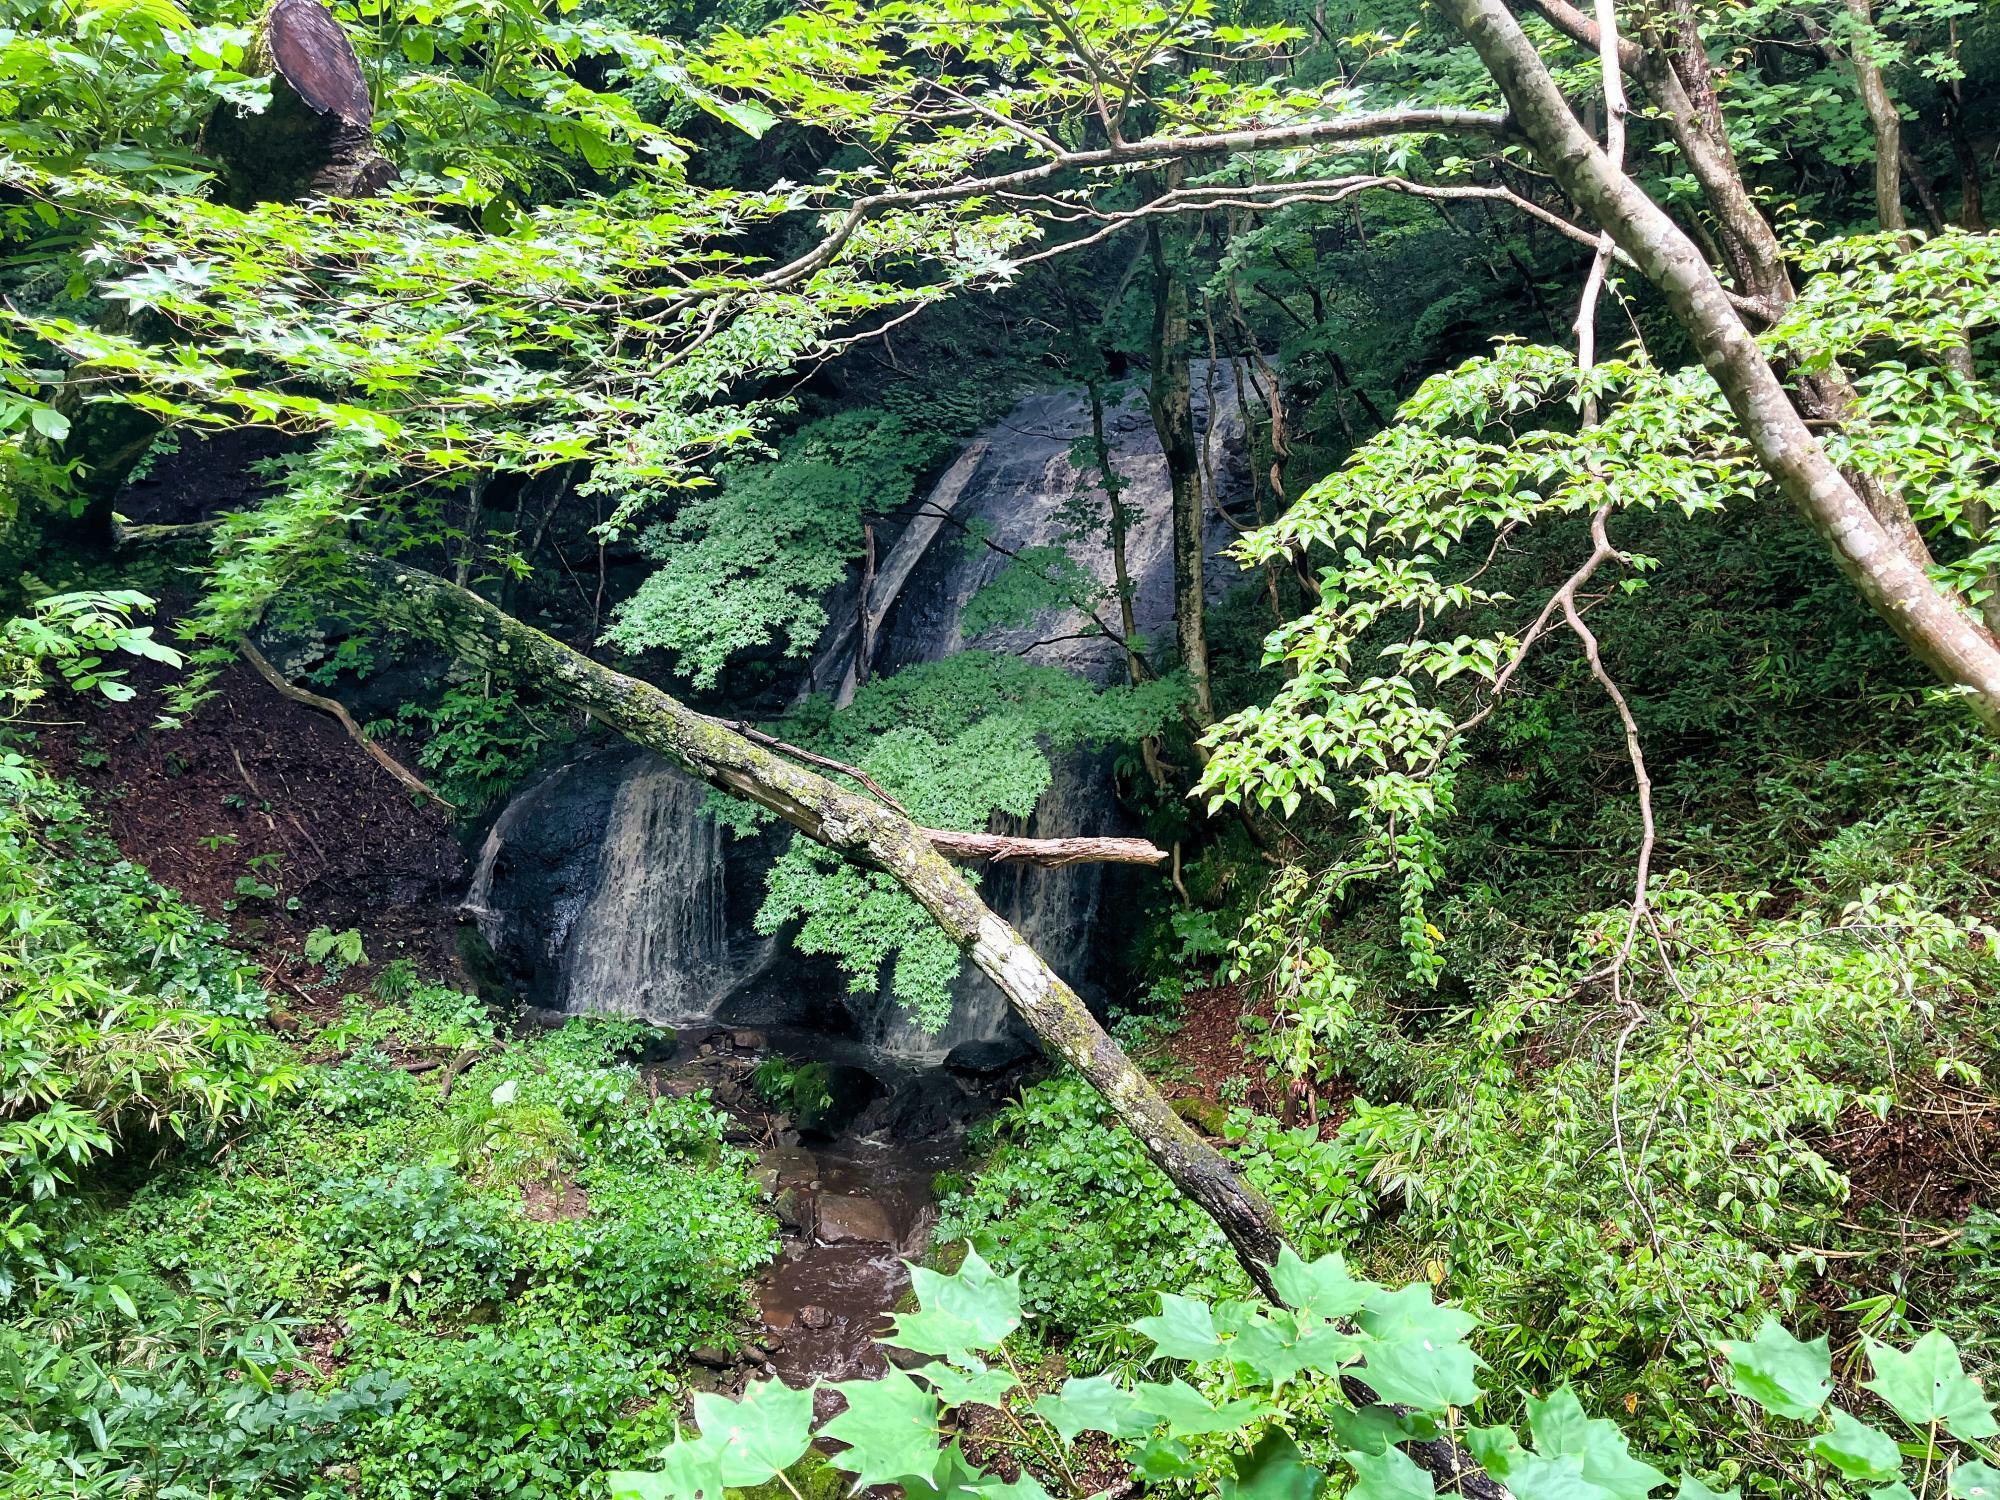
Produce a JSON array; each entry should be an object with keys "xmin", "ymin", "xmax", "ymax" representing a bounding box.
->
[{"xmin": 647, "ymin": 1023, "xmax": 973, "ymax": 1388}]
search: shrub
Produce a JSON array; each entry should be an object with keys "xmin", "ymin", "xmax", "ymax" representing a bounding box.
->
[{"xmin": 321, "ymin": 1164, "xmax": 519, "ymax": 1317}]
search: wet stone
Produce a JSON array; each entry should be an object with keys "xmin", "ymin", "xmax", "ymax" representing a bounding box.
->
[
  {"xmin": 799, "ymin": 1305, "xmax": 831, "ymax": 1330},
  {"xmin": 816, "ymin": 1195, "xmax": 897, "ymax": 1247}
]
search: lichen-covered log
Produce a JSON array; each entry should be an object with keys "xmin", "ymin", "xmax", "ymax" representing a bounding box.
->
[
  {"xmin": 204, "ymin": 0, "xmax": 395, "ymax": 206},
  {"xmin": 358, "ymin": 556, "xmax": 1287, "ymax": 1291}
]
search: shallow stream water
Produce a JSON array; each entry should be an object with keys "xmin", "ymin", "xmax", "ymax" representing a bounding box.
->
[{"xmin": 646, "ymin": 1025, "xmax": 972, "ymax": 1388}]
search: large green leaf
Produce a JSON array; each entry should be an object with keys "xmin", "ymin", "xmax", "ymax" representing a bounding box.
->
[
  {"xmin": 1345, "ymin": 1446, "xmax": 1437, "ymax": 1499},
  {"xmin": 692, "ymin": 1380, "xmax": 815, "ymax": 1487},
  {"xmin": 1806, "ymin": 1409, "xmax": 1901, "ymax": 1484},
  {"xmin": 1673, "ymin": 1477, "xmax": 1740, "ymax": 1500},
  {"xmin": 1360, "ymin": 1331, "xmax": 1483, "ymax": 1410},
  {"xmin": 887, "ymin": 1247, "xmax": 1023, "ymax": 1364},
  {"xmin": 1134, "ymin": 1293, "xmax": 1226, "ymax": 1363},
  {"xmin": 1525, "ymin": 1388, "xmax": 1668, "ymax": 1499},
  {"xmin": 1506, "ymin": 1452, "xmax": 1620, "ymax": 1500},
  {"xmin": 1132, "ymin": 1378, "xmax": 1276, "ymax": 1437},
  {"xmin": 1719, "ymin": 1320, "xmax": 1832, "ymax": 1422},
  {"xmin": 1271, "ymin": 1247, "xmax": 1375, "ymax": 1319},
  {"xmin": 820, "ymin": 1369, "xmax": 944, "ymax": 1489},
  {"xmin": 1032, "ymin": 1374, "xmax": 1150, "ymax": 1443},
  {"xmin": 1863, "ymin": 1333, "xmax": 2000, "ymax": 1439},
  {"xmin": 918, "ymin": 1360, "xmax": 1020, "ymax": 1411},
  {"xmin": 1219, "ymin": 1431, "xmax": 1326, "ymax": 1500},
  {"xmin": 1358, "ymin": 1284, "xmax": 1480, "ymax": 1347},
  {"xmin": 1951, "ymin": 1460, "xmax": 2000, "ymax": 1499},
  {"xmin": 607, "ymin": 1436, "xmax": 728, "ymax": 1500}
]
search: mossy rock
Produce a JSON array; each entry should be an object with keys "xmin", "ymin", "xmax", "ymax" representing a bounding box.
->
[
  {"xmin": 733, "ymin": 1450, "xmax": 848, "ymax": 1500},
  {"xmin": 1170, "ymin": 1095, "xmax": 1230, "ymax": 1137}
]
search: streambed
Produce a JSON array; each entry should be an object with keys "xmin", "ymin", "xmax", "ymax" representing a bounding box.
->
[{"xmin": 646, "ymin": 1025, "xmax": 986, "ymax": 1388}]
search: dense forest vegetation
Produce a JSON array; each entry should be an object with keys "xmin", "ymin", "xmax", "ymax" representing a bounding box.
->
[{"xmin": 3, "ymin": 0, "xmax": 2000, "ymax": 1494}]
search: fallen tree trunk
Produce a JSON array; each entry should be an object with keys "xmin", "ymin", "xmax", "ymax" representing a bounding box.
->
[{"xmin": 356, "ymin": 556, "xmax": 1286, "ymax": 1290}]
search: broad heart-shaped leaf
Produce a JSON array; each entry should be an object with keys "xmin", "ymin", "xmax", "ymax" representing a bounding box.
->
[
  {"xmin": 607, "ymin": 1436, "xmax": 727, "ymax": 1500},
  {"xmin": 917, "ymin": 1359, "xmax": 1019, "ymax": 1411},
  {"xmin": 1807, "ymin": 1408, "xmax": 1902, "ymax": 1483},
  {"xmin": 1525, "ymin": 1387, "xmax": 1669, "ymax": 1499},
  {"xmin": 1032, "ymin": 1374, "xmax": 1151, "ymax": 1443},
  {"xmin": 901, "ymin": 1440, "xmax": 1021, "ymax": 1500},
  {"xmin": 1864, "ymin": 1333, "xmax": 2000, "ymax": 1439},
  {"xmin": 820, "ymin": 1369, "xmax": 943, "ymax": 1489},
  {"xmin": 1673, "ymin": 1476, "xmax": 1740, "ymax": 1500},
  {"xmin": 1226, "ymin": 1305, "xmax": 1361, "ymax": 1387},
  {"xmin": 1219, "ymin": 1431, "xmax": 1326, "ymax": 1500},
  {"xmin": 1134, "ymin": 1292, "xmax": 1226, "ymax": 1363},
  {"xmin": 1719, "ymin": 1319, "xmax": 1831, "ymax": 1422},
  {"xmin": 1132, "ymin": 1378, "xmax": 1276, "ymax": 1437},
  {"xmin": 973, "ymin": 1472, "xmax": 1057, "ymax": 1500},
  {"xmin": 1867, "ymin": 1485, "xmax": 1919, "ymax": 1500},
  {"xmin": 1951, "ymin": 1460, "xmax": 2000, "ymax": 1499},
  {"xmin": 1360, "ymin": 1330, "xmax": 1484, "ymax": 1410},
  {"xmin": 1272, "ymin": 1246, "xmax": 1375, "ymax": 1320},
  {"xmin": 887, "ymin": 1247, "xmax": 1022, "ymax": 1364},
  {"xmin": 1345, "ymin": 1445, "xmax": 1437, "ymax": 1499},
  {"xmin": 692, "ymin": 1380, "xmax": 814, "ymax": 1486}
]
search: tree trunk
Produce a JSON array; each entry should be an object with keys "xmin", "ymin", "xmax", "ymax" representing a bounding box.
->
[
  {"xmin": 1146, "ymin": 209, "xmax": 1215, "ymax": 728},
  {"xmin": 1842, "ymin": 0, "xmax": 1906, "ymax": 234},
  {"xmin": 1439, "ymin": 0, "xmax": 2000, "ymax": 729},
  {"xmin": 357, "ymin": 556, "xmax": 1287, "ymax": 1291}
]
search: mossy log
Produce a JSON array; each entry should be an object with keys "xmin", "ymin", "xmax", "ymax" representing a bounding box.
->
[{"xmin": 358, "ymin": 556, "xmax": 1287, "ymax": 1292}]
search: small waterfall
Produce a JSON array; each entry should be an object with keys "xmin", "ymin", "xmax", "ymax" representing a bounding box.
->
[
  {"xmin": 468, "ymin": 374, "xmax": 1246, "ymax": 1061},
  {"xmin": 560, "ymin": 760, "xmax": 730, "ymax": 1023}
]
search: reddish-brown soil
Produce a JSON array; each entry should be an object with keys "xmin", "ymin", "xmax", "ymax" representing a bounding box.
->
[
  {"xmin": 41, "ymin": 646, "xmax": 469, "ymax": 1016},
  {"xmin": 1150, "ymin": 981, "xmax": 1354, "ymax": 1137},
  {"xmin": 1820, "ymin": 1091, "xmax": 1997, "ymax": 1228}
]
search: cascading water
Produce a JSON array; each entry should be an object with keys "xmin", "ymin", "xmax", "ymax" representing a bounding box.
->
[{"xmin": 466, "ymin": 374, "xmax": 1246, "ymax": 1062}]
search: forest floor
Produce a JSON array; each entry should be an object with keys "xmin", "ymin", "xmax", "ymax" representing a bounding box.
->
[{"xmin": 41, "ymin": 640, "xmax": 469, "ymax": 1019}]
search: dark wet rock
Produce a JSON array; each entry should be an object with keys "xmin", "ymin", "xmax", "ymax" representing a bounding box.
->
[
  {"xmin": 755, "ymin": 1146, "xmax": 819, "ymax": 1191},
  {"xmin": 943, "ymin": 1034, "xmax": 1036, "ymax": 1076},
  {"xmin": 851, "ymin": 1071, "xmax": 977, "ymax": 1139},
  {"xmin": 816, "ymin": 1195, "xmax": 897, "ymax": 1246},
  {"xmin": 784, "ymin": 1062, "xmax": 882, "ymax": 1137},
  {"xmin": 799, "ymin": 1305, "xmax": 831, "ymax": 1330},
  {"xmin": 771, "ymin": 1186, "xmax": 812, "ymax": 1236},
  {"xmin": 691, "ymin": 1345, "xmax": 733, "ymax": 1369},
  {"xmin": 886, "ymin": 1344, "xmax": 936, "ymax": 1371},
  {"xmin": 732, "ymin": 1029, "xmax": 768, "ymax": 1050}
]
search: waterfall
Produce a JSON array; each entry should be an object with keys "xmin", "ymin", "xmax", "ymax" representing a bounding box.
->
[
  {"xmin": 467, "ymin": 374, "xmax": 1246, "ymax": 1059},
  {"xmin": 560, "ymin": 760, "xmax": 730, "ymax": 1023}
]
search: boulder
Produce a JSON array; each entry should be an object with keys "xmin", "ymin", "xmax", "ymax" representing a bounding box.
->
[
  {"xmin": 816, "ymin": 1195, "xmax": 897, "ymax": 1246},
  {"xmin": 943, "ymin": 1034, "xmax": 1037, "ymax": 1077}
]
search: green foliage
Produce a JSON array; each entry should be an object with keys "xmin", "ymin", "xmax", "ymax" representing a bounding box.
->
[
  {"xmin": 758, "ymin": 654, "xmax": 1182, "ymax": 1029},
  {"xmin": 614, "ymin": 1244, "xmax": 2000, "ymax": 1500},
  {"xmin": 392, "ymin": 679, "xmax": 573, "ymax": 814},
  {"xmin": 321, "ymin": 1162, "xmax": 519, "ymax": 1316}
]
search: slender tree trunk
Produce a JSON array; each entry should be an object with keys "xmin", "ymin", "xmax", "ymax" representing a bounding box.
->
[
  {"xmin": 1146, "ymin": 209, "xmax": 1215, "ymax": 727},
  {"xmin": 359, "ymin": 557, "xmax": 1286, "ymax": 1290},
  {"xmin": 1438, "ymin": 0, "xmax": 2000, "ymax": 728},
  {"xmin": 1843, "ymin": 0, "xmax": 1906, "ymax": 234}
]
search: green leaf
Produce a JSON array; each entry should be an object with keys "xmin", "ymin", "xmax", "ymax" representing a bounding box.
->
[
  {"xmin": 1867, "ymin": 1485, "xmax": 1918, "ymax": 1500},
  {"xmin": 1331, "ymin": 1405, "xmax": 1415, "ymax": 1457},
  {"xmin": 1272, "ymin": 1247, "xmax": 1374, "ymax": 1319},
  {"xmin": 1864, "ymin": 1333, "xmax": 2000, "ymax": 1439},
  {"xmin": 1807, "ymin": 1409, "xmax": 1902, "ymax": 1484},
  {"xmin": 1507, "ymin": 1453, "xmax": 1619, "ymax": 1500},
  {"xmin": 1134, "ymin": 1293, "xmax": 1226, "ymax": 1362},
  {"xmin": 1951, "ymin": 1461, "xmax": 2000, "ymax": 1499},
  {"xmin": 607, "ymin": 1435, "xmax": 729, "ymax": 1500},
  {"xmin": 1220, "ymin": 1432, "xmax": 1326, "ymax": 1500},
  {"xmin": 1673, "ymin": 1477, "xmax": 1740, "ymax": 1500},
  {"xmin": 918, "ymin": 1361, "xmax": 1019, "ymax": 1411},
  {"xmin": 1345, "ymin": 1446, "xmax": 1436, "ymax": 1499},
  {"xmin": 1525, "ymin": 1388, "xmax": 1668, "ymax": 1499},
  {"xmin": 28, "ymin": 405, "xmax": 70, "ymax": 441},
  {"xmin": 1720, "ymin": 1320, "xmax": 1832, "ymax": 1422},
  {"xmin": 887, "ymin": 1247, "xmax": 1022, "ymax": 1363},
  {"xmin": 691, "ymin": 1380, "xmax": 815, "ymax": 1487},
  {"xmin": 1032, "ymin": 1375, "xmax": 1150, "ymax": 1443},
  {"xmin": 1134, "ymin": 1436, "xmax": 1200, "ymax": 1482},
  {"xmin": 1467, "ymin": 1424, "xmax": 1529, "ymax": 1481},
  {"xmin": 820, "ymin": 1369, "xmax": 942, "ymax": 1489},
  {"xmin": 1361, "ymin": 1331, "xmax": 1484, "ymax": 1410},
  {"xmin": 1359, "ymin": 1284, "xmax": 1480, "ymax": 1347},
  {"xmin": 1132, "ymin": 1378, "xmax": 1275, "ymax": 1437}
]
